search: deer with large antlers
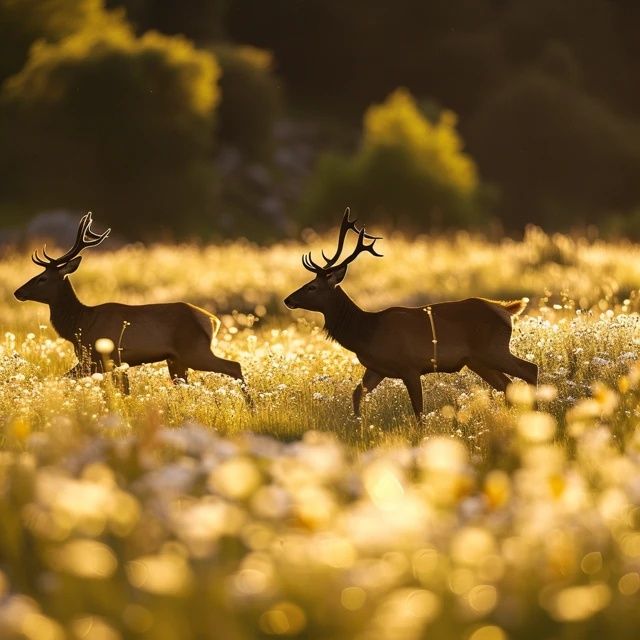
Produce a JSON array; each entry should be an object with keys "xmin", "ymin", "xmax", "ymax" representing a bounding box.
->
[
  {"xmin": 14, "ymin": 213, "xmax": 246, "ymax": 393},
  {"xmin": 284, "ymin": 209, "xmax": 538, "ymax": 418}
]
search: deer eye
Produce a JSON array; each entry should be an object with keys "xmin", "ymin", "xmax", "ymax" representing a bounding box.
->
[{"xmin": 307, "ymin": 284, "xmax": 318, "ymax": 292}]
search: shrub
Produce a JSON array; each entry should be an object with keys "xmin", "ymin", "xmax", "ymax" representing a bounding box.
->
[
  {"xmin": 468, "ymin": 72, "xmax": 640, "ymax": 229},
  {"xmin": 213, "ymin": 44, "xmax": 281, "ymax": 159},
  {"xmin": 301, "ymin": 88, "xmax": 486, "ymax": 229},
  {"xmin": 0, "ymin": 19, "xmax": 221, "ymax": 238},
  {"xmin": 0, "ymin": 0, "xmax": 117, "ymax": 83}
]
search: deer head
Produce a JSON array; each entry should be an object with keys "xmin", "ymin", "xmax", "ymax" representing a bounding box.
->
[
  {"xmin": 284, "ymin": 208, "xmax": 382, "ymax": 312},
  {"xmin": 14, "ymin": 212, "xmax": 110, "ymax": 303}
]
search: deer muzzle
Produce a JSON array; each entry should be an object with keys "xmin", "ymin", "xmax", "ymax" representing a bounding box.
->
[{"xmin": 283, "ymin": 296, "xmax": 298, "ymax": 310}]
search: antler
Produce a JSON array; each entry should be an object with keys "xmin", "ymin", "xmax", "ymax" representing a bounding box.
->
[
  {"xmin": 301, "ymin": 208, "xmax": 382, "ymax": 274},
  {"xmin": 302, "ymin": 251, "xmax": 324, "ymax": 273},
  {"xmin": 327, "ymin": 227, "xmax": 383, "ymax": 272},
  {"xmin": 317, "ymin": 208, "xmax": 368, "ymax": 266},
  {"xmin": 31, "ymin": 212, "xmax": 111, "ymax": 268}
]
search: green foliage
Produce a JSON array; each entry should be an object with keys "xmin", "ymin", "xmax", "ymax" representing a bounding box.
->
[
  {"xmin": 0, "ymin": 19, "xmax": 221, "ymax": 237},
  {"xmin": 0, "ymin": 0, "xmax": 117, "ymax": 84},
  {"xmin": 469, "ymin": 73, "xmax": 640, "ymax": 228},
  {"xmin": 226, "ymin": 0, "xmax": 640, "ymax": 231},
  {"xmin": 214, "ymin": 45, "xmax": 282, "ymax": 160},
  {"xmin": 5, "ymin": 0, "xmax": 640, "ymax": 235},
  {"xmin": 302, "ymin": 89, "xmax": 485, "ymax": 229}
]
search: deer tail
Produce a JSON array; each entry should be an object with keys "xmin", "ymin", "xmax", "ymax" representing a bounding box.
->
[
  {"xmin": 482, "ymin": 298, "xmax": 528, "ymax": 326},
  {"xmin": 499, "ymin": 299, "xmax": 528, "ymax": 316}
]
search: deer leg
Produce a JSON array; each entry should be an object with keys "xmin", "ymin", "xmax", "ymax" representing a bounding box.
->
[
  {"xmin": 353, "ymin": 369, "xmax": 385, "ymax": 416},
  {"xmin": 167, "ymin": 359, "xmax": 189, "ymax": 383},
  {"xmin": 402, "ymin": 374, "xmax": 424, "ymax": 418},
  {"xmin": 467, "ymin": 362, "xmax": 511, "ymax": 392},
  {"xmin": 182, "ymin": 351, "xmax": 252, "ymax": 406},
  {"xmin": 185, "ymin": 352, "xmax": 243, "ymax": 381},
  {"xmin": 481, "ymin": 353, "xmax": 538, "ymax": 386}
]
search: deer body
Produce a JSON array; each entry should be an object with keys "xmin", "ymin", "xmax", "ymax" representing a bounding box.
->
[
  {"xmin": 15, "ymin": 213, "xmax": 244, "ymax": 388},
  {"xmin": 285, "ymin": 210, "xmax": 537, "ymax": 418},
  {"xmin": 48, "ymin": 283, "xmax": 237, "ymax": 380},
  {"xmin": 69, "ymin": 302, "xmax": 217, "ymax": 370},
  {"xmin": 327, "ymin": 292, "xmax": 513, "ymax": 375}
]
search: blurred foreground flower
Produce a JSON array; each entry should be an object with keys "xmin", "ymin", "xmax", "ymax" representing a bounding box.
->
[{"xmin": 95, "ymin": 338, "xmax": 115, "ymax": 355}]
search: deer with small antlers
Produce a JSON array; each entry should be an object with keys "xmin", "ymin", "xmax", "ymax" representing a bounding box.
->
[
  {"xmin": 284, "ymin": 209, "xmax": 538, "ymax": 418},
  {"xmin": 14, "ymin": 213, "xmax": 246, "ymax": 393}
]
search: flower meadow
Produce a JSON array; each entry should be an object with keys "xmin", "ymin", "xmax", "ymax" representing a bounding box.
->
[{"xmin": 1, "ymin": 228, "xmax": 640, "ymax": 639}]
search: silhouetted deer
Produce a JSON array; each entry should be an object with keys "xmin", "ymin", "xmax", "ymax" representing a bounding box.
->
[
  {"xmin": 284, "ymin": 209, "xmax": 538, "ymax": 418},
  {"xmin": 14, "ymin": 213, "xmax": 246, "ymax": 394}
]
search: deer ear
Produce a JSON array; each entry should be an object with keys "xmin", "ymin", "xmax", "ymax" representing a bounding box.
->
[
  {"xmin": 58, "ymin": 256, "xmax": 82, "ymax": 276},
  {"xmin": 326, "ymin": 264, "xmax": 348, "ymax": 286}
]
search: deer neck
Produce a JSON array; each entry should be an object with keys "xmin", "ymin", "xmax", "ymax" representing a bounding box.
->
[
  {"xmin": 49, "ymin": 279, "xmax": 87, "ymax": 344},
  {"xmin": 323, "ymin": 287, "xmax": 372, "ymax": 351}
]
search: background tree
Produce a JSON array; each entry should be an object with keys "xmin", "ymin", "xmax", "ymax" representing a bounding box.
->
[
  {"xmin": 302, "ymin": 89, "xmax": 485, "ymax": 229},
  {"xmin": 468, "ymin": 73, "xmax": 640, "ymax": 228},
  {"xmin": 213, "ymin": 45, "xmax": 282, "ymax": 160},
  {"xmin": 0, "ymin": 17, "xmax": 220, "ymax": 238},
  {"xmin": 5, "ymin": 0, "xmax": 640, "ymax": 237},
  {"xmin": 0, "ymin": 0, "xmax": 116, "ymax": 84}
]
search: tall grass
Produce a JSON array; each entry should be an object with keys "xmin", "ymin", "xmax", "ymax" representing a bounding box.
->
[{"xmin": 0, "ymin": 228, "xmax": 639, "ymax": 639}]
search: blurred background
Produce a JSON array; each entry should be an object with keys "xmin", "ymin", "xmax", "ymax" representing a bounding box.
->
[{"xmin": 2, "ymin": 0, "xmax": 640, "ymax": 242}]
